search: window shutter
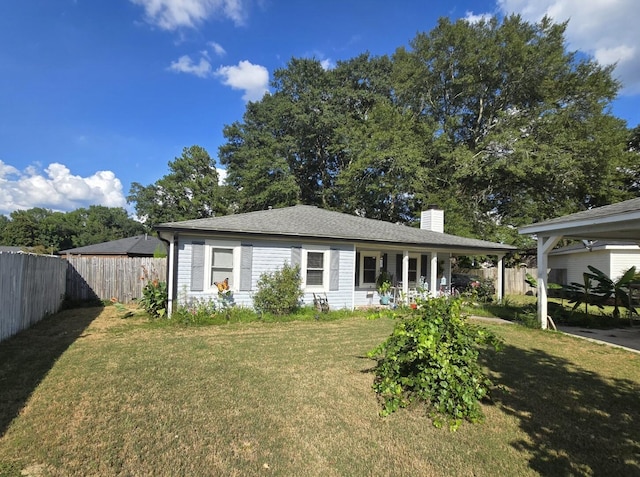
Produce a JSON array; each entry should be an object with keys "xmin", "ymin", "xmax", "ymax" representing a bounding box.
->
[
  {"xmin": 290, "ymin": 246, "xmax": 302, "ymax": 268},
  {"xmin": 330, "ymin": 249, "xmax": 340, "ymax": 291},
  {"xmin": 240, "ymin": 244, "xmax": 253, "ymax": 291},
  {"xmin": 191, "ymin": 241, "xmax": 205, "ymax": 291},
  {"xmin": 421, "ymin": 255, "xmax": 428, "ymax": 279},
  {"xmin": 355, "ymin": 252, "xmax": 360, "ymax": 286},
  {"xmin": 395, "ymin": 254, "xmax": 403, "ymax": 283}
]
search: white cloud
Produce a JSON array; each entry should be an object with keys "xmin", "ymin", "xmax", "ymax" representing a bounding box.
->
[
  {"xmin": 131, "ymin": 0, "xmax": 247, "ymax": 30},
  {"xmin": 320, "ymin": 58, "xmax": 334, "ymax": 71},
  {"xmin": 168, "ymin": 54, "xmax": 213, "ymax": 77},
  {"xmin": 0, "ymin": 161, "xmax": 19, "ymax": 178},
  {"xmin": 497, "ymin": 0, "xmax": 640, "ymax": 94},
  {"xmin": 0, "ymin": 161, "xmax": 126, "ymax": 215},
  {"xmin": 209, "ymin": 41, "xmax": 226, "ymax": 56},
  {"xmin": 215, "ymin": 60, "xmax": 269, "ymax": 102},
  {"xmin": 217, "ymin": 167, "xmax": 227, "ymax": 185},
  {"xmin": 464, "ymin": 11, "xmax": 493, "ymax": 24}
]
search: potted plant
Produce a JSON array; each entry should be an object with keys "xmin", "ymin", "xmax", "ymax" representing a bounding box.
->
[{"xmin": 377, "ymin": 271, "xmax": 393, "ymax": 305}]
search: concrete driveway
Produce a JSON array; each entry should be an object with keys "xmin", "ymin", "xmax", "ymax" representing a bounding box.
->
[
  {"xmin": 469, "ymin": 315, "xmax": 640, "ymax": 353},
  {"xmin": 557, "ymin": 326, "xmax": 640, "ymax": 353}
]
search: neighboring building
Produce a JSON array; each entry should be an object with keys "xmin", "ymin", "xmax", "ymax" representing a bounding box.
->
[
  {"xmin": 155, "ymin": 205, "xmax": 515, "ymax": 314},
  {"xmin": 0, "ymin": 246, "xmax": 24, "ymax": 253},
  {"xmin": 549, "ymin": 241, "xmax": 640, "ymax": 286},
  {"xmin": 519, "ymin": 196, "xmax": 640, "ymax": 328},
  {"xmin": 59, "ymin": 235, "xmax": 165, "ymax": 257}
]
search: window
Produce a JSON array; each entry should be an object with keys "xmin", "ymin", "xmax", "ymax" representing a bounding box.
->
[
  {"xmin": 408, "ymin": 257, "xmax": 418, "ymax": 284},
  {"xmin": 306, "ymin": 251, "xmax": 325, "ymax": 286},
  {"xmin": 363, "ymin": 256, "xmax": 377, "ymax": 283},
  {"xmin": 358, "ymin": 251, "xmax": 380, "ymax": 287},
  {"xmin": 211, "ymin": 247, "xmax": 234, "ymax": 289}
]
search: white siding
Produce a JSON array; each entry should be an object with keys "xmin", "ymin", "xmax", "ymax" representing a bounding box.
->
[
  {"xmin": 549, "ymin": 249, "xmax": 610, "ymax": 285},
  {"xmin": 610, "ymin": 250, "xmax": 640, "ymax": 280},
  {"xmin": 175, "ymin": 236, "xmax": 356, "ymax": 310},
  {"xmin": 549, "ymin": 247, "xmax": 640, "ymax": 285}
]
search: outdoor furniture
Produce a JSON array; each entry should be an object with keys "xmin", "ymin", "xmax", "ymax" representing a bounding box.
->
[{"xmin": 313, "ymin": 293, "xmax": 329, "ymax": 313}]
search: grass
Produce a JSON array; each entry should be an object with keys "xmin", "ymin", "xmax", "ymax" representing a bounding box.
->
[
  {"xmin": 0, "ymin": 305, "xmax": 639, "ymax": 476},
  {"xmin": 462, "ymin": 294, "xmax": 640, "ymax": 329}
]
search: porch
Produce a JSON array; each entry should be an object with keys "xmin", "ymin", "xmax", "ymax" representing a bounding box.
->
[{"xmin": 352, "ymin": 248, "xmax": 505, "ymax": 308}]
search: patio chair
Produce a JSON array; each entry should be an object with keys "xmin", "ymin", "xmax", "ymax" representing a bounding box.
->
[{"xmin": 313, "ymin": 293, "xmax": 329, "ymax": 313}]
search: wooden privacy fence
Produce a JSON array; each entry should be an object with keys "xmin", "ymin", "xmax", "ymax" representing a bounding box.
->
[
  {"xmin": 473, "ymin": 267, "xmax": 538, "ymax": 296},
  {"xmin": 65, "ymin": 256, "xmax": 167, "ymax": 304},
  {"xmin": 0, "ymin": 252, "xmax": 67, "ymax": 342}
]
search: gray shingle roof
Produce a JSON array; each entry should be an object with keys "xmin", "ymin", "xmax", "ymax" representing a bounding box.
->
[
  {"xmin": 156, "ymin": 205, "xmax": 514, "ymax": 252},
  {"xmin": 59, "ymin": 235, "xmax": 165, "ymax": 256},
  {"xmin": 523, "ymin": 198, "xmax": 640, "ymax": 229},
  {"xmin": 0, "ymin": 246, "xmax": 24, "ymax": 253}
]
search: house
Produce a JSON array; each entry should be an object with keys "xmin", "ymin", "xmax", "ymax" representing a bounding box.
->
[
  {"xmin": 519, "ymin": 197, "xmax": 640, "ymax": 328},
  {"xmin": 0, "ymin": 246, "xmax": 24, "ymax": 253},
  {"xmin": 548, "ymin": 241, "xmax": 640, "ymax": 286},
  {"xmin": 59, "ymin": 235, "xmax": 166, "ymax": 257},
  {"xmin": 155, "ymin": 205, "xmax": 515, "ymax": 315}
]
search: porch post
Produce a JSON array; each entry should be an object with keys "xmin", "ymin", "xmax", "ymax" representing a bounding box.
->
[
  {"xmin": 496, "ymin": 254, "xmax": 504, "ymax": 302},
  {"xmin": 402, "ymin": 251, "xmax": 409, "ymax": 302},
  {"xmin": 537, "ymin": 235, "xmax": 562, "ymax": 329},
  {"xmin": 430, "ymin": 252, "xmax": 438, "ymax": 296}
]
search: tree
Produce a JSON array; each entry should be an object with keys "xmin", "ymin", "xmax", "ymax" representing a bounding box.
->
[
  {"xmin": 1, "ymin": 206, "xmax": 144, "ymax": 252},
  {"xmin": 392, "ymin": 15, "xmax": 633, "ymax": 240},
  {"xmin": 2, "ymin": 208, "xmax": 54, "ymax": 250},
  {"xmin": 218, "ymin": 15, "xmax": 635, "ymax": 244},
  {"xmin": 220, "ymin": 99, "xmax": 301, "ymax": 212},
  {"xmin": 0, "ymin": 215, "xmax": 8, "ymax": 243},
  {"xmin": 66, "ymin": 206, "xmax": 145, "ymax": 247},
  {"xmin": 335, "ymin": 100, "xmax": 433, "ymax": 222},
  {"xmin": 128, "ymin": 145, "xmax": 227, "ymax": 225},
  {"xmin": 220, "ymin": 55, "xmax": 398, "ymax": 214}
]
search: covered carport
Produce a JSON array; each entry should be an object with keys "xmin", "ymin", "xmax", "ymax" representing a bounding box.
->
[{"xmin": 519, "ymin": 197, "xmax": 640, "ymax": 329}]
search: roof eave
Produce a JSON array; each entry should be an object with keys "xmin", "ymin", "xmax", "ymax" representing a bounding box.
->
[
  {"xmin": 519, "ymin": 210, "xmax": 640, "ymax": 236},
  {"xmin": 155, "ymin": 226, "xmax": 515, "ymax": 253}
]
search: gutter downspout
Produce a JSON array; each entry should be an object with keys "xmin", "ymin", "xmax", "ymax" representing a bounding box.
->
[
  {"xmin": 496, "ymin": 253, "xmax": 505, "ymax": 302},
  {"xmin": 157, "ymin": 231, "xmax": 178, "ymax": 318}
]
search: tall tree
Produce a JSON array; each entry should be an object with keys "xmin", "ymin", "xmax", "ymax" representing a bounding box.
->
[
  {"xmin": 221, "ymin": 54, "xmax": 397, "ymax": 215},
  {"xmin": 392, "ymin": 15, "xmax": 633, "ymax": 239},
  {"xmin": 219, "ymin": 16, "xmax": 635, "ymax": 243},
  {"xmin": 128, "ymin": 145, "xmax": 227, "ymax": 225},
  {"xmin": 66, "ymin": 206, "xmax": 145, "ymax": 247}
]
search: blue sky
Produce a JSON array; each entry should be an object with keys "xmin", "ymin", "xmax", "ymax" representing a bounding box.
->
[{"xmin": 1, "ymin": 0, "xmax": 639, "ymax": 216}]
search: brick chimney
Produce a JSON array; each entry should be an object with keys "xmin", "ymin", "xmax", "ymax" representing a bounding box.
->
[{"xmin": 420, "ymin": 205, "xmax": 444, "ymax": 233}]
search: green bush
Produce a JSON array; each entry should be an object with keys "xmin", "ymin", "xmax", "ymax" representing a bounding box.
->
[
  {"xmin": 252, "ymin": 263, "xmax": 304, "ymax": 316},
  {"xmin": 139, "ymin": 280, "xmax": 167, "ymax": 318},
  {"xmin": 368, "ymin": 297, "xmax": 502, "ymax": 430}
]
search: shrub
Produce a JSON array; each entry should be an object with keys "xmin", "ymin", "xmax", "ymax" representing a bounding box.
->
[
  {"xmin": 368, "ymin": 297, "xmax": 502, "ymax": 430},
  {"xmin": 252, "ymin": 263, "xmax": 304, "ymax": 316},
  {"xmin": 139, "ymin": 280, "xmax": 167, "ymax": 318}
]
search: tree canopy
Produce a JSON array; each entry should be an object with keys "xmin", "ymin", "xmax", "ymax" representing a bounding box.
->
[
  {"xmin": 128, "ymin": 145, "xmax": 228, "ymax": 225},
  {"xmin": 219, "ymin": 15, "xmax": 639, "ymax": 245},
  {"xmin": 0, "ymin": 206, "xmax": 145, "ymax": 253},
  {"xmin": 5, "ymin": 15, "xmax": 637, "ymax": 252}
]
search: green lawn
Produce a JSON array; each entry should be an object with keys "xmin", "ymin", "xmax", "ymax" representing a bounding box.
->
[{"xmin": 1, "ymin": 306, "xmax": 639, "ymax": 476}]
